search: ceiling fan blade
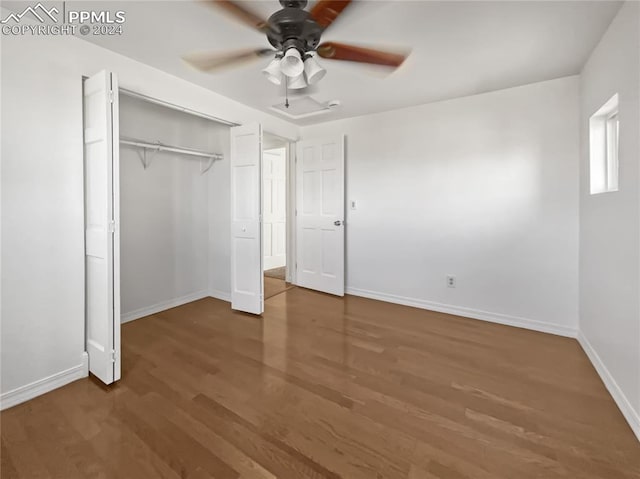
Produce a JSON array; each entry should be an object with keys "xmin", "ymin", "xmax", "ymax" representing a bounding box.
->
[
  {"xmin": 208, "ymin": 0, "xmax": 271, "ymax": 33},
  {"xmin": 183, "ymin": 48, "xmax": 274, "ymax": 72},
  {"xmin": 309, "ymin": 0, "xmax": 352, "ymax": 29},
  {"xmin": 316, "ymin": 42, "xmax": 408, "ymax": 68}
]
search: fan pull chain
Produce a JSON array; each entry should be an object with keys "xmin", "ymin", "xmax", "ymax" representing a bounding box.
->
[{"xmin": 285, "ymin": 76, "xmax": 290, "ymax": 109}]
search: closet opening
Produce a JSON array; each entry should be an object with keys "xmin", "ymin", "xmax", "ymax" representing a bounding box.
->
[
  {"xmin": 118, "ymin": 90, "xmax": 230, "ymax": 324},
  {"xmin": 262, "ymin": 132, "xmax": 295, "ymax": 300}
]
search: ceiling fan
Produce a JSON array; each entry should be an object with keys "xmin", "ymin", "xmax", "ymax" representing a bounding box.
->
[{"xmin": 183, "ymin": 0, "xmax": 409, "ymax": 91}]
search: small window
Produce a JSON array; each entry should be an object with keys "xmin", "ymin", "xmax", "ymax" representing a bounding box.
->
[{"xmin": 590, "ymin": 94, "xmax": 619, "ymax": 194}]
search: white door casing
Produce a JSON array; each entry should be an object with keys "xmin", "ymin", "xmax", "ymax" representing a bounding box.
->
[
  {"xmin": 230, "ymin": 123, "xmax": 264, "ymax": 314},
  {"xmin": 263, "ymin": 148, "xmax": 287, "ymax": 271},
  {"xmin": 295, "ymin": 136, "xmax": 345, "ymax": 296},
  {"xmin": 83, "ymin": 70, "xmax": 121, "ymax": 384}
]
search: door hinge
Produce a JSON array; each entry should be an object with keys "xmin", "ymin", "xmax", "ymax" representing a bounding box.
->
[
  {"xmin": 108, "ymin": 221, "xmax": 116, "ymax": 233},
  {"xmin": 108, "ymin": 90, "xmax": 114, "ymax": 104},
  {"xmin": 110, "ymin": 350, "xmax": 116, "ymax": 363}
]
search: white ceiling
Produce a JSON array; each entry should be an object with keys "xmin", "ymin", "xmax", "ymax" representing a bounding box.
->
[{"xmin": 76, "ymin": 0, "xmax": 621, "ymax": 125}]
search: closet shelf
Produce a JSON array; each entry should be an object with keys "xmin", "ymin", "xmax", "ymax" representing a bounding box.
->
[{"xmin": 120, "ymin": 137, "xmax": 223, "ymax": 173}]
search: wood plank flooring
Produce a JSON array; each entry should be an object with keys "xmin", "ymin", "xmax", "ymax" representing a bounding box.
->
[
  {"xmin": 2, "ymin": 288, "xmax": 639, "ymax": 478},
  {"xmin": 264, "ymin": 277, "xmax": 295, "ymax": 299}
]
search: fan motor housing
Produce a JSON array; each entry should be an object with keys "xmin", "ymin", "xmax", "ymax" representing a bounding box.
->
[
  {"xmin": 266, "ymin": 7, "xmax": 323, "ymax": 52},
  {"xmin": 279, "ymin": 0, "xmax": 307, "ymax": 7}
]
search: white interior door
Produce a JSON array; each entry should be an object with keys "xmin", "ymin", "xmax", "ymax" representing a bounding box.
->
[
  {"xmin": 230, "ymin": 123, "xmax": 263, "ymax": 314},
  {"xmin": 296, "ymin": 136, "xmax": 345, "ymax": 296},
  {"xmin": 83, "ymin": 70, "xmax": 121, "ymax": 384},
  {"xmin": 263, "ymin": 147, "xmax": 287, "ymax": 271}
]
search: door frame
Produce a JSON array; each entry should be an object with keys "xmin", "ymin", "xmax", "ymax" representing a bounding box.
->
[
  {"xmin": 263, "ymin": 133, "xmax": 298, "ymax": 286},
  {"xmin": 286, "ymin": 139, "xmax": 297, "ymax": 284},
  {"xmin": 84, "ymin": 77, "xmax": 304, "ymax": 367},
  {"xmin": 83, "ymin": 79, "xmax": 245, "ymax": 380}
]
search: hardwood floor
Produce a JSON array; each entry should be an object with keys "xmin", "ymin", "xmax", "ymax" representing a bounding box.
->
[
  {"xmin": 264, "ymin": 276, "xmax": 295, "ymax": 299},
  {"xmin": 2, "ymin": 288, "xmax": 639, "ymax": 478}
]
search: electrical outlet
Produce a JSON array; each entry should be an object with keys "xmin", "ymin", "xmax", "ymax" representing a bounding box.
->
[
  {"xmin": 446, "ymin": 275, "xmax": 456, "ymax": 288},
  {"xmin": 350, "ymin": 200, "xmax": 357, "ymax": 210}
]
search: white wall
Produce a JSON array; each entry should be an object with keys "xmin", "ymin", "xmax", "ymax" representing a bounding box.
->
[
  {"xmin": 578, "ymin": 1, "xmax": 640, "ymax": 440},
  {"xmin": 0, "ymin": 28, "xmax": 298, "ymax": 404},
  {"xmin": 208, "ymin": 124, "xmax": 232, "ymax": 300},
  {"xmin": 119, "ymin": 95, "xmax": 229, "ymax": 322},
  {"xmin": 301, "ymin": 76, "xmax": 580, "ymax": 336}
]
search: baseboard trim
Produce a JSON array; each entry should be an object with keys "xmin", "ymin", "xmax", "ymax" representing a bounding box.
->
[
  {"xmin": 121, "ymin": 290, "xmax": 209, "ymax": 323},
  {"xmin": 345, "ymin": 287, "xmax": 578, "ymax": 338},
  {"xmin": 81, "ymin": 351, "xmax": 89, "ymax": 376},
  {"xmin": 209, "ymin": 289, "xmax": 231, "ymax": 302},
  {"xmin": 0, "ymin": 362, "xmax": 87, "ymax": 411},
  {"xmin": 577, "ymin": 332, "xmax": 640, "ymax": 442}
]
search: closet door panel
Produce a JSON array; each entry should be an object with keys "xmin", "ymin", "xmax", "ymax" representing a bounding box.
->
[
  {"xmin": 83, "ymin": 70, "xmax": 121, "ymax": 384},
  {"xmin": 230, "ymin": 123, "xmax": 263, "ymax": 314}
]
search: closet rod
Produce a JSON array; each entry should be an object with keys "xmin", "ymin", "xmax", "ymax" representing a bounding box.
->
[
  {"xmin": 119, "ymin": 88, "xmax": 240, "ymax": 127},
  {"xmin": 120, "ymin": 138, "xmax": 223, "ymax": 160}
]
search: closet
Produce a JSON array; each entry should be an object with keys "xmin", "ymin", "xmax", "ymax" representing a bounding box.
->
[
  {"xmin": 82, "ymin": 70, "xmax": 341, "ymax": 385},
  {"xmin": 118, "ymin": 92, "xmax": 230, "ymax": 323}
]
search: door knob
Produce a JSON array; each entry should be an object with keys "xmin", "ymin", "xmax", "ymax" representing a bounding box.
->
[{"xmin": 334, "ymin": 220, "xmax": 342, "ymax": 226}]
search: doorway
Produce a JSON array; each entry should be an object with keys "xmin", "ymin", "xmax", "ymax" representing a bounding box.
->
[{"xmin": 262, "ymin": 133, "xmax": 295, "ymax": 300}]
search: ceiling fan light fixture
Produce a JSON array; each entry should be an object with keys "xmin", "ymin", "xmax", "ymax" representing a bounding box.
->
[
  {"xmin": 280, "ymin": 48, "xmax": 304, "ymax": 77},
  {"xmin": 262, "ymin": 58, "xmax": 282, "ymax": 85},
  {"xmin": 288, "ymin": 73, "xmax": 308, "ymax": 89},
  {"xmin": 303, "ymin": 55, "xmax": 326, "ymax": 84}
]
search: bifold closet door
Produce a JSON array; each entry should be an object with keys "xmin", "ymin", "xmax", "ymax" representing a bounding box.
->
[
  {"xmin": 230, "ymin": 123, "xmax": 264, "ymax": 315},
  {"xmin": 83, "ymin": 70, "xmax": 121, "ymax": 384}
]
